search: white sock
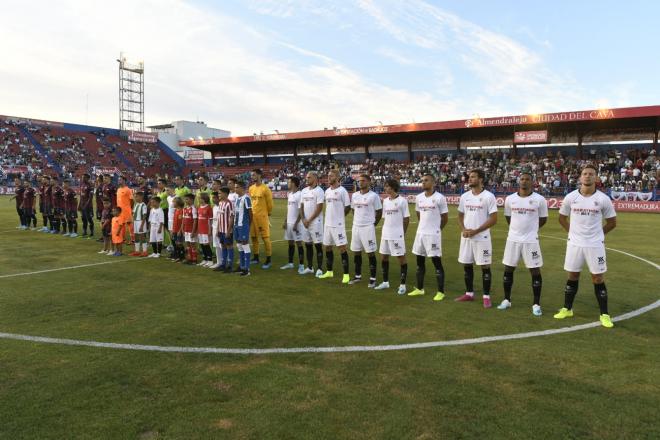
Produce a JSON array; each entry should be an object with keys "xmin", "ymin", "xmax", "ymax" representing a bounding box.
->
[
  {"xmin": 135, "ymin": 243, "xmax": 140, "ymax": 252},
  {"xmin": 483, "ymin": 294, "xmax": 490, "ymax": 299},
  {"xmin": 142, "ymin": 242, "xmax": 148, "ymax": 252},
  {"xmin": 466, "ymin": 291, "xmax": 474, "ymax": 297}
]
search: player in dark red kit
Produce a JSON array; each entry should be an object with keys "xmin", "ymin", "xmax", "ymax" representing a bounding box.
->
[
  {"xmin": 38, "ymin": 176, "xmax": 49, "ymax": 231},
  {"xmin": 137, "ymin": 175, "xmax": 151, "ymax": 206},
  {"xmin": 94, "ymin": 174, "xmax": 104, "ymax": 220},
  {"xmin": 78, "ymin": 173, "xmax": 94, "ymax": 238},
  {"xmin": 63, "ymin": 179, "xmax": 79, "ymax": 237},
  {"xmin": 102, "ymin": 174, "xmax": 117, "ymax": 208},
  {"xmin": 9, "ymin": 177, "xmax": 25, "ymax": 229},
  {"xmin": 21, "ymin": 180, "xmax": 37, "ymax": 230},
  {"xmin": 43, "ymin": 176, "xmax": 54, "ymax": 233},
  {"xmin": 51, "ymin": 179, "xmax": 66, "ymax": 234}
]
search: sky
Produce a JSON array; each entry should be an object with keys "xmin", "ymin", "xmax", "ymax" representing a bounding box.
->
[{"xmin": 1, "ymin": 0, "xmax": 659, "ymax": 136}]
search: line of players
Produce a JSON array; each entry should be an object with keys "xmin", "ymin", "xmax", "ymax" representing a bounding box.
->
[
  {"xmin": 8, "ymin": 164, "xmax": 617, "ymax": 327},
  {"xmin": 280, "ymin": 165, "xmax": 617, "ymax": 328}
]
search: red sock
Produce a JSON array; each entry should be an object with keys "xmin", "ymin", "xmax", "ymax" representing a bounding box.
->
[{"xmin": 191, "ymin": 247, "xmax": 197, "ymax": 262}]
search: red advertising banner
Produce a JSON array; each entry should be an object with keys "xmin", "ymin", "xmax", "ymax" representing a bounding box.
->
[
  {"xmin": 128, "ymin": 131, "xmax": 158, "ymax": 143},
  {"xmin": 514, "ymin": 130, "xmax": 548, "ymax": 144}
]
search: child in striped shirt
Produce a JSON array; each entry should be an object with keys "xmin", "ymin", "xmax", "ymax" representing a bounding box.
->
[{"xmin": 130, "ymin": 192, "xmax": 148, "ymax": 257}]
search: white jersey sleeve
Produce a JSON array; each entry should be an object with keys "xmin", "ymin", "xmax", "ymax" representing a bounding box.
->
[
  {"xmin": 559, "ymin": 192, "xmax": 573, "ymax": 216},
  {"xmin": 538, "ymin": 195, "xmax": 549, "ymax": 218},
  {"xmin": 601, "ymin": 195, "xmax": 616, "ymax": 219},
  {"xmin": 504, "ymin": 195, "xmax": 512, "ymax": 217},
  {"xmin": 486, "ymin": 192, "xmax": 498, "ymax": 214}
]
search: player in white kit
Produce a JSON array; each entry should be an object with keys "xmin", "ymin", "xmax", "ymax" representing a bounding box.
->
[
  {"xmin": 555, "ymin": 164, "xmax": 617, "ymax": 328},
  {"xmin": 407, "ymin": 174, "xmax": 449, "ymax": 301},
  {"xmin": 374, "ymin": 179, "xmax": 410, "ymax": 295},
  {"xmin": 318, "ymin": 169, "xmax": 352, "ymax": 283},
  {"xmin": 227, "ymin": 177, "xmax": 239, "ymax": 205},
  {"xmin": 455, "ymin": 169, "xmax": 498, "ymax": 308},
  {"xmin": 348, "ymin": 174, "xmax": 382, "ymax": 288},
  {"xmin": 498, "ymin": 172, "xmax": 548, "ymax": 316},
  {"xmin": 299, "ymin": 171, "xmax": 325, "ymax": 276},
  {"xmin": 280, "ymin": 176, "xmax": 306, "ymax": 274}
]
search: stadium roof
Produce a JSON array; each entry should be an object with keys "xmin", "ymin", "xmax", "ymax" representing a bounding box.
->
[{"xmin": 180, "ymin": 105, "xmax": 660, "ymax": 155}]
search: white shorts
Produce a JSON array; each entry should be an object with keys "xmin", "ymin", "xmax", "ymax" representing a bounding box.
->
[
  {"xmin": 379, "ymin": 237, "xmax": 406, "ymax": 256},
  {"xmin": 302, "ymin": 221, "xmax": 323, "ymax": 244},
  {"xmin": 350, "ymin": 225, "xmax": 378, "ymax": 253},
  {"xmin": 149, "ymin": 227, "xmax": 163, "ymax": 243},
  {"xmin": 323, "ymin": 225, "xmax": 348, "ymax": 247},
  {"xmin": 412, "ymin": 234, "xmax": 442, "ymax": 257},
  {"xmin": 197, "ymin": 234, "xmax": 210, "ymax": 245},
  {"xmin": 502, "ymin": 239, "xmax": 543, "ymax": 268},
  {"xmin": 284, "ymin": 222, "xmax": 304, "ymax": 242},
  {"xmin": 212, "ymin": 228, "xmax": 221, "ymax": 248},
  {"xmin": 184, "ymin": 232, "xmax": 197, "ymax": 243},
  {"xmin": 133, "ymin": 220, "xmax": 146, "ymax": 234},
  {"xmin": 458, "ymin": 237, "xmax": 492, "ymax": 265},
  {"xmin": 564, "ymin": 243, "xmax": 607, "ymax": 274}
]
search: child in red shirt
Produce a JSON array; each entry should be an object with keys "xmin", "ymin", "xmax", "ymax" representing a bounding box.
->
[{"xmin": 196, "ymin": 193, "xmax": 214, "ymax": 267}]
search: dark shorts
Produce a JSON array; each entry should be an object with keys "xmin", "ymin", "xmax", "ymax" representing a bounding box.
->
[
  {"xmin": 102, "ymin": 225, "xmax": 111, "ymax": 238},
  {"xmin": 233, "ymin": 226, "xmax": 249, "ymax": 243},
  {"xmin": 80, "ymin": 206, "xmax": 93, "ymax": 218},
  {"xmin": 53, "ymin": 207, "xmax": 65, "ymax": 216},
  {"xmin": 43, "ymin": 205, "xmax": 52, "ymax": 216},
  {"xmin": 219, "ymin": 232, "xmax": 234, "ymax": 245},
  {"xmin": 173, "ymin": 232, "xmax": 184, "ymax": 244}
]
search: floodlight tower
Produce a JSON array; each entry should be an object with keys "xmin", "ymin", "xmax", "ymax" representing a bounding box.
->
[{"xmin": 117, "ymin": 52, "xmax": 144, "ymax": 132}]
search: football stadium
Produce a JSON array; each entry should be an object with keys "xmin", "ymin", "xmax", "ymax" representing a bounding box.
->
[{"xmin": 1, "ymin": 2, "xmax": 659, "ymax": 439}]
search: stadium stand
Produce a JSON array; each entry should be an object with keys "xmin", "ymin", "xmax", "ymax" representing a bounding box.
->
[{"xmin": 1, "ymin": 115, "xmax": 658, "ymax": 199}]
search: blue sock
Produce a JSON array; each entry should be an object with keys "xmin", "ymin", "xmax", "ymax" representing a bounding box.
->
[
  {"xmin": 227, "ymin": 248, "xmax": 234, "ymax": 268},
  {"xmin": 239, "ymin": 251, "xmax": 244, "ymax": 270},
  {"xmin": 221, "ymin": 248, "xmax": 228, "ymax": 267},
  {"xmin": 245, "ymin": 251, "xmax": 251, "ymax": 270}
]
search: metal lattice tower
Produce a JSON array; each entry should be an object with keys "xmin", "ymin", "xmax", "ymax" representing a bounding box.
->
[{"xmin": 117, "ymin": 53, "xmax": 144, "ymax": 132}]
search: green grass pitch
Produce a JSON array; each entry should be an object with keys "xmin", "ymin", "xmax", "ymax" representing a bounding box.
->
[{"xmin": 0, "ymin": 196, "xmax": 658, "ymax": 439}]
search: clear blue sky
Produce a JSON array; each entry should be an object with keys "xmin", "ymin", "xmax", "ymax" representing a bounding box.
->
[{"xmin": 1, "ymin": 0, "xmax": 658, "ymax": 134}]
